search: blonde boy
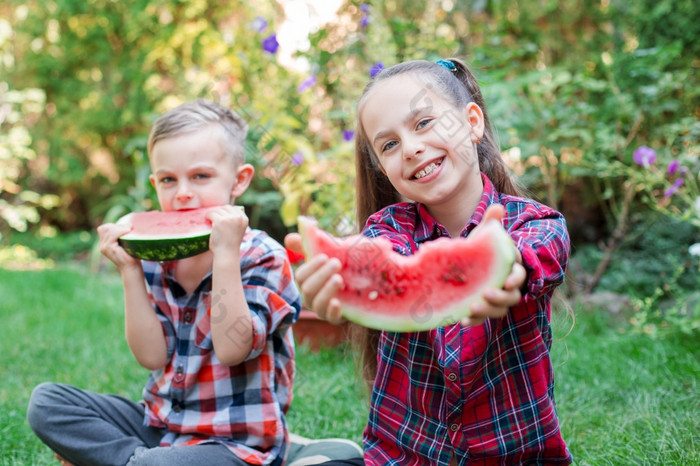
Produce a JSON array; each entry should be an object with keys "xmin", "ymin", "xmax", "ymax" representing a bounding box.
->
[{"xmin": 27, "ymin": 99, "xmax": 361, "ymax": 465}]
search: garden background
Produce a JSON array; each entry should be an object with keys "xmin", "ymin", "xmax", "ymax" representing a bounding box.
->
[{"xmin": 1, "ymin": 0, "xmax": 698, "ymax": 464}]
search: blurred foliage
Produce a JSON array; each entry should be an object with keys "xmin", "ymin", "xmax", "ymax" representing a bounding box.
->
[{"xmin": 1, "ymin": 0, "xmax": 698, "ymax": 328}]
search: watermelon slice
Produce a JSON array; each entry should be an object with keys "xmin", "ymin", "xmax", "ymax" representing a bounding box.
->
[
  {"xmin": 297, "ymin": 216, "xmax": 516, "ymax": 332},
  {"xmin": 117, "ymin": 208, "xmax": 213, "ymax": 261}
]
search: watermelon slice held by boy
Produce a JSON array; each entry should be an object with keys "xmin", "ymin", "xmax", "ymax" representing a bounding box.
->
[{"xmin": 116, "ymin": 208, "xmax": 213, "ymax": 262}]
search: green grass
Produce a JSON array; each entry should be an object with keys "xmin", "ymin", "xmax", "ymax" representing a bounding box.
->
[{"xmin": 1, "ymin": 266, "xmax": 698, "ymax": 465}]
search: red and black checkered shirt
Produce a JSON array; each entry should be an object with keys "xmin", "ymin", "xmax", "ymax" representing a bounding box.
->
[{"xmin": 362, "ymin": 174, "xmax": 573, "ymax": 465}]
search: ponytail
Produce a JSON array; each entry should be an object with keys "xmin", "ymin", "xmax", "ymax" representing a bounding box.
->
[
  {"xmin": 352, "ymin": 58, "xmax": 523, "ymax": 388},
  {"xmin": 448, "ymin": 58, "xmax": 523, "ymax": 198}
]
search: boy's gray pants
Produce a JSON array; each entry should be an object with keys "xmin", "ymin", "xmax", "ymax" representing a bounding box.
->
[
  {"xmin": 27, "ymin": 382, "xmax": 363, "ymax": 466},
  {"xmin": 26, "ymin": 382, "xmax": 245, "ymax": 466}
]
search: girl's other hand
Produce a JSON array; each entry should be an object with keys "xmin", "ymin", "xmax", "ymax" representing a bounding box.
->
[
  {"xmin": 97, "ymin": 223, "xmax": 141, "ymax": 271},
  {"xmin": 462, "ymin": 203, "xmax": 526, "ymax": 326},
  {"xmin": 284, "ymin": 233, "xmax": 345, "ymax": 324},
  {"xmin": 463, "ymin": 258, "xmax": 525, "ymax": 327}
]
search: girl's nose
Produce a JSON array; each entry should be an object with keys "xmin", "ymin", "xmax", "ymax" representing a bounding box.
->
[{"xmin": 402, "ymin": 136, "xmax": 425, "ymax": 160}]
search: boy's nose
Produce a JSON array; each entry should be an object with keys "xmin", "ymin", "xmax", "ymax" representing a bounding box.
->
[{"xmin": 175, "ymin": 183, "xmax": 194, "ymax": 202}]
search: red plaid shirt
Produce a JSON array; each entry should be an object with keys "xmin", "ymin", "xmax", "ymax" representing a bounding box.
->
[
  {"xmin": 362, "ymin": 174, "xmax": 572, "ymax": 465},
  {"xmin": 141, "ymin": 228, "xmax": 300, "ymax": 465}
]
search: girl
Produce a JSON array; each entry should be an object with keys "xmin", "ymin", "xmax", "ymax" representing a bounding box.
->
[{"xmin": 288, "ymin": 59, "xmax": 572, "ymax": 465}]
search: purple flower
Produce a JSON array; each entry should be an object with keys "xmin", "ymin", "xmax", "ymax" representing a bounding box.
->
[
  {"xmin": 633, "ymin": 145, "xmax": 656, "ymax": 167},
  {"xmin": 291, "ymin": 151, "xmax": 304, "ymax": 166},
  {"xmin": 297, "ymin": 75, "xmax": 317, "ymax": 93},
  {"xmin": 667, "ymin": 160, "xmax": 680, "ymax": 175},
  {"xmin": 262, "ymin": 34, "xmax": 279, "ymax": 54},
  {"xmin": 369, "ymin": 62, "xmax": 384, "ymax": 78},
  {"xmin": 252, "ymin": 17, "xmax": 268, "ymax": 33},
  {"xmin": 664, "ymin": 177, "xmax": 685, "ymax": 198},
  {"xmin": 343, "ymin": 130, "xmax": 355, "ymax": 142},
  {"xmin": 360, "ymin": 4, "xmax": 370, "ymax": 28}
]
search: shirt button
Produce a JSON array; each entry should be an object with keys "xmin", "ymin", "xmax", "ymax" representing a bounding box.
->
[
  {"xmin": 184, "ymin": 311, "xmax": 193, "ymax": 323},
  {"xmin": 174, "ymin": 365, "xmax": 185, "ymax": 383},
  {"xmin": 447, "ymin": 372, "xmax": 457, "ymax": 381},
  {"xmin": 172, "ymin": 403, "xmax": 181, "ymax": 413},
  {"xmin": 450, "ymin": 423, "xmax": 459, "ymax": 432}
]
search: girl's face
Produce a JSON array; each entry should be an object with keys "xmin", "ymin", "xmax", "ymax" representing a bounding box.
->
[
  {"xmin": 149, "ymin": 125, "xmax": 252, "ymax": 211},
  {"xmin": 360, "ymin": 74, "xmax": 484, "ymax": 212}
]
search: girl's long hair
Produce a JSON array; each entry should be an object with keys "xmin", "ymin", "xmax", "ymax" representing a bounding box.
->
[{"xmin": 352, "ymin": 58, "xmax": 523, "ymax": 388}]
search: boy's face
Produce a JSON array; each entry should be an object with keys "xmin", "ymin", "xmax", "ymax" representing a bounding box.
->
[{"xmin": 149, "ymin": 125, "xmax": 253, "ymax": 212}]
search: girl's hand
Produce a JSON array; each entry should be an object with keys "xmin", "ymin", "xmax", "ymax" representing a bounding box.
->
[
  {"xmin": 284, "ymin": 233, "xmax": 345, "ymax": 324},
  {"xmin": 206, "ymin": 205, "xmax": 248, "ymax": 256},
  {"xmin": 461, "ymin": 203, "xmax": 526, "ymax": 326},
  {"xmin": 97, "ymin": 223, "xmax": 140, "ymax": 271},
  {"xmin": 463, "ymin": 256, "xmax": 525, "ymax": 326}
]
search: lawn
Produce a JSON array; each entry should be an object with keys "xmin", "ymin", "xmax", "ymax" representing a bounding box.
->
[{"xmin": 0, "ymin": 265, "xmax": 698, "ymax": 465}]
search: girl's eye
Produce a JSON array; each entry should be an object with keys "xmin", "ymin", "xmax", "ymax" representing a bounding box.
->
[
  {"xmin": 381, "ymin": 140, "xmax": 398, "ymax": 153},
  {"xmin": 417, "ymin": 118, "xmax": 433, "ymax": 130}
]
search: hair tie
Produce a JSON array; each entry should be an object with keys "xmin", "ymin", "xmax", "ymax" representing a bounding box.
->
[{"xmin": 436, "ymin": 59, "xmax": 456, "ymax": 72}]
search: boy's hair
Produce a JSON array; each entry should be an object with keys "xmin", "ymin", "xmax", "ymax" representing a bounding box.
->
[
  {"xmin": 147, "ymin": 98, "xmax": 248, "ymax": 164},
  {"xmin": 355, "ymin": 58, "xmax": 523, "ymax": 231},
  {"xmin": 352, "ymin": 58, "xmax": 524, "ymax": 387}
]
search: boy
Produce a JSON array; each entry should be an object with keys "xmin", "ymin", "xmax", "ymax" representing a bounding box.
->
[{"xmin": 27, "ymin": 99, "xmax": 361, "ymax": 465}]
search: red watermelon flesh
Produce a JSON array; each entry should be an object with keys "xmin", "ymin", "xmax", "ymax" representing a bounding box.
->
[
  {"xmin": 297, "ymin": 216, "xmax": 516, "ymax": 332},
  {"xmin": 117, "ymin": 208, "xmax": 214, "ymax": 261}
]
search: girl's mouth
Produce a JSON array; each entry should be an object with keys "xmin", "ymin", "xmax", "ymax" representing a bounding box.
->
[{"xmin": 413, "ymin": 158, "xmax": 444, "ymax": 180}]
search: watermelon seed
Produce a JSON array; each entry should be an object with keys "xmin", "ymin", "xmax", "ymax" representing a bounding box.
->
[{"xmin": 368, "ymin": 291, "xmax": 379, "ymax": 300}]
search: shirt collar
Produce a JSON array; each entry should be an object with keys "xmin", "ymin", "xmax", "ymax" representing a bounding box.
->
[{"xmin": 413, "ymin": 173, "xmax": 498, "ymax": 242}]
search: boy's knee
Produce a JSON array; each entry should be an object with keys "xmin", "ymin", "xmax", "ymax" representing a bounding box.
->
[{"xmin": 26, "ymin": 382, "xmax": 62, "ymax": 432}]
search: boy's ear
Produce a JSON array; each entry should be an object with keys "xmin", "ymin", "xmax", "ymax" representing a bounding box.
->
[
  {"xmin": 149, "ymin": 173, "xmax": 157, "ymax": 189},
  {"xmin": 464, "ymin": 102, "xmax": 485, "ymax": 142},
  {"xmin": 231, "ymin": 163, "xmax": 255, "ymax": 199}
]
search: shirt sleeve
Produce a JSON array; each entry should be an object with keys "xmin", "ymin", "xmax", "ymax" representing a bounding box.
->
[
  {"xmin": 240, "ymin": 244, "xmax": 301, "ymax": 361},
  {"xmin": 505, "ymin": 202, "xmax": 570, "ymax": 298}
]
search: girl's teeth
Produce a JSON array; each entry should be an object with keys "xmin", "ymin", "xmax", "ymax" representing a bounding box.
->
[{"xmin": 415, "ymin": 162, "xmax": 437, "ymax": 179}]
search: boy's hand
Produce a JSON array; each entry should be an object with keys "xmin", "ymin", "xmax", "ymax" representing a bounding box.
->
[
  {"xmin": 97, "ymin": 223, "xmax": 141, "ymax": 271},
  {"xmin": 284, "ymin": 233, "xmax": 345, "ymax": 324},
  {"xmin": 207, "ymin": 205, "xmax": 248, "ymax": 256},
  {"xmin": 461, "ymin": 204, "xmax": 526, "ymax": 327}
]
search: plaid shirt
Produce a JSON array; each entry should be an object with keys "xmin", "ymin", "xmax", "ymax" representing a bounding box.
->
[
  {"xmin": 362, "ymin": 174, "xmax": 572, "ymax": 465},
  {"xmin": 140, "ymin": 228, "xmax": 301, "ymax": 466}
]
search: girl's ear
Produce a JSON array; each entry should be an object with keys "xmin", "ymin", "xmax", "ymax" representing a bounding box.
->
[
  {"xmin": 464, "ymin": 102, "xmax": 485, "ymax": 142},
  {"xmin": 231, "ymin": 163, "xmax": 255, "ymax": 199}
]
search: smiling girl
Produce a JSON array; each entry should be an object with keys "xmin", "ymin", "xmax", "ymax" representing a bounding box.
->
[{"xmin": 289, "ymin": 59, "xmax": 572, "ymax": 465}]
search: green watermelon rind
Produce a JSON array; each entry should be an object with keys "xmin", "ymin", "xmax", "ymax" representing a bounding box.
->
[
  {"xmin": 298, "ymin": 216, "xmax": 516, "ymax": 332},
  {"xmin": 116, "ymin": 210, "xmax": 212, "ymax": 262},
  {"xmin": 118, "ymin": 234, "xmax": 210, "ymax": 262}
]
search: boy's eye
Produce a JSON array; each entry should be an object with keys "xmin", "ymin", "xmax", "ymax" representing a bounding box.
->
[
  {"xmin": 194, "ymin": 173, "xmax": 211, "ymax": 180},
  {"xmin": 159, "ymin": 176, "xmax": 175, "ymax": 184}
]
